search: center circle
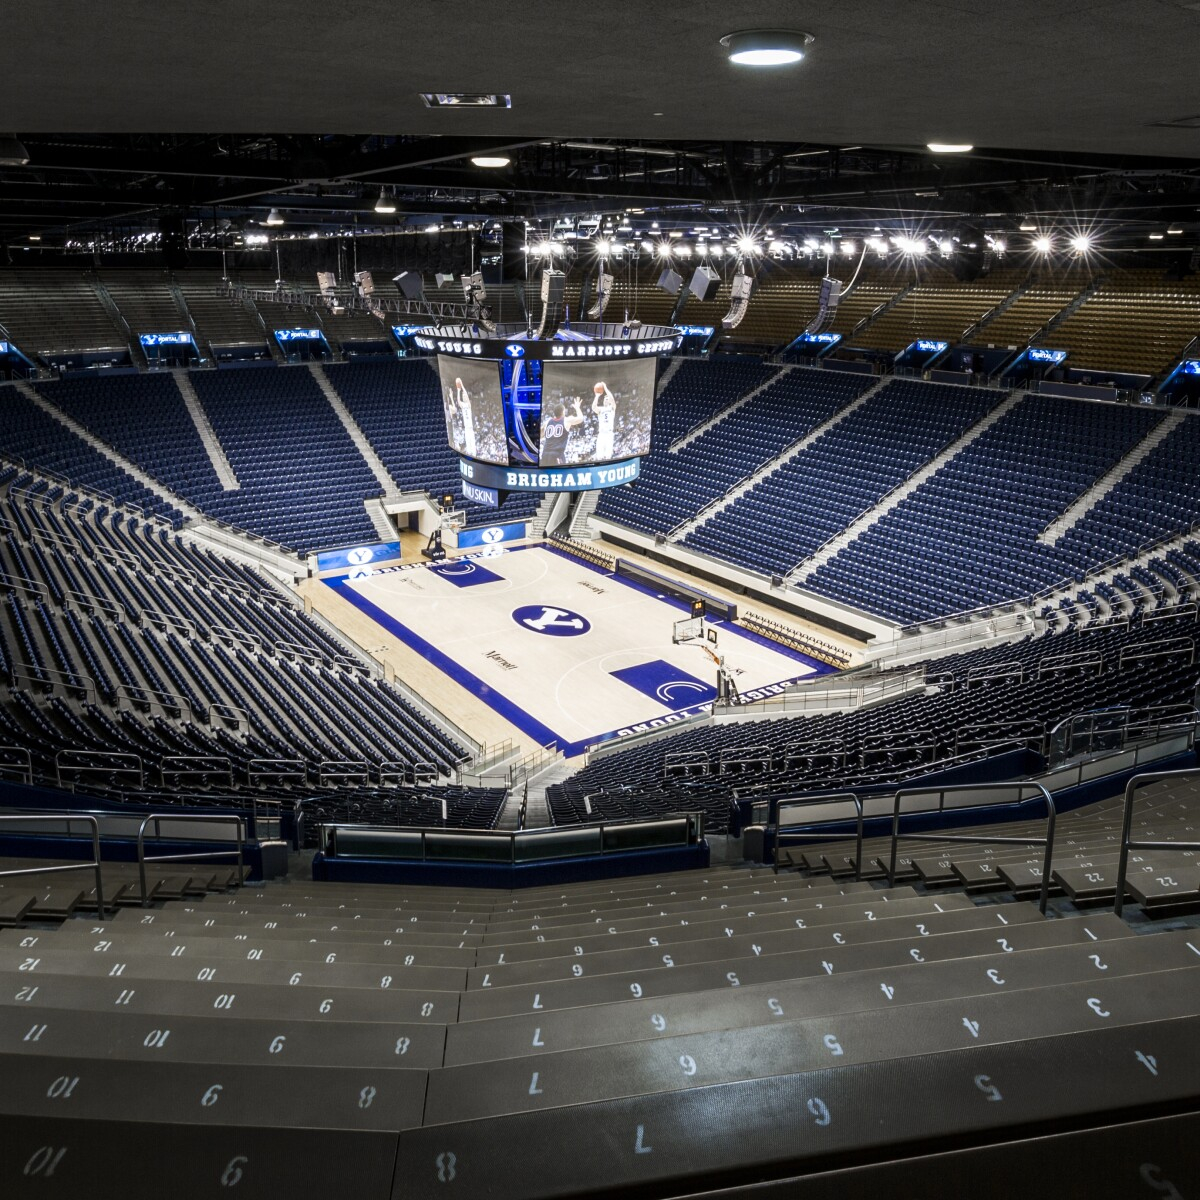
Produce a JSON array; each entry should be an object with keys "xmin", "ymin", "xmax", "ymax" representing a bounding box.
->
[{"xmin": 511, "ymin": 604, "xmax": 592, "ymax": 637}]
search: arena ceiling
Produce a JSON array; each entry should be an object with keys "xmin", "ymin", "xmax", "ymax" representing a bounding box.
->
[{"xmin": 1, "ymin": 0, "xmax": 1199, "ymax": 249}]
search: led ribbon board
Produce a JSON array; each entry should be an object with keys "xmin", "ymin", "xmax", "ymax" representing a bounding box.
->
[
  {"xmin": 1028, "ymin": 348, "xmax": 1068, "ymax": 365},
  {"xmin": 460, "ymin": 456, "xmax": 641, "ymax": 493},
  {"xmin": 914, "ymin": 339, "xmax": 950, "ymax": 354},
  {"xmin": 800, "ymin": 332, "xmax": 841, "ymax": 345},
  {"xmin": 275, "ymin": 328, "xmax": 324, "ymax": 342}
]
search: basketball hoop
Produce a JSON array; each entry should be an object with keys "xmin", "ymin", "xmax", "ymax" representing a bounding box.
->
[{"xmin": 672, "ymin": 615, "xmax": 704, "ymax": 644}]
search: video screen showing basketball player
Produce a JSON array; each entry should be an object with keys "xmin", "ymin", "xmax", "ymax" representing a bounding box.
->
[
  {"xmin": 539, "ymin": 358, "xmax": 656, "ymax": 465},
  {"xmin": 538, "ymin": 397, "xmax": 585, "ymax": 466},
  {"xmin": 436, "ymin": 356, "xmax": 508, "ymax": 465}
]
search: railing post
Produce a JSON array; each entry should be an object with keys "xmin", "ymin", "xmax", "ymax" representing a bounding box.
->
[
  {"xmin": 887, "ymin": 790, "xmax": 903, "ymax": 888},
  {"xmin": 88, "ymin": 816, "xmax": 105, "ymax": 918}
]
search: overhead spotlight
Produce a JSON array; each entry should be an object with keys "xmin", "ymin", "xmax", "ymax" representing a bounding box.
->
[
  {"xmin": 596, "ymin": 239, "xmax": 611, "ymax": 257},
  {"xmin": 720, "ymin": 29, "xmax": 814, "ymax": 66},
  {"xmin": 927, "ymin": 142, "xmax": 973, "ymax": 153},
  {"xmin": 991, "ymin": 239, "xmax": 1006, "ymax": 254},
  {"xmin": 265, "ymin": 209, "xmax": 284, "ymax": 226},
  {"xmin": 656, "ymin": 242, "xmax": 672, "ymax": 258},
  {"xmin": 27, "ymin": 234, "xmax": 41, "ymax": 242},
  {"xmin": 374, "ymin": 191, "xmax": 396, "ymax": 214},
  {"xmin": 1167, "ymin": 224, "xmax": 1184, "ymax": 235},
  {"xmin": 1149, "ymin": 232, "xmax": 1165, "ymax": 240},
  {"xmin": 1070, "ymin": 234, "xmax": 1092, "ymax": 253},
  {"xmin": 470, "ymin": 155, "xmax": 511, "ymax": 168},
  {"xmin": 0, "ymin": 134, "xmax": 29, "ymax": 166},
  {"xmin": 639, "ymin": 240, "xmax": 653, "ymax": 253},
  {"xmin": 939, "ymin": 239, "xmax": 954, "ymax": 256},
  {"xmin": 1033, "ymin": 235, "xmax": 1053, "ymax": 254},
  {"xmin": 736, "ymin": 235, "xmax": 759, "ymax": 255},
  {"xmin": 841, "ymin": 240, "xmax": 856, "ymax": 255},
  {"xmin": 821, "ymin": 240, "xmax": 835, "ymax": 256},
  {"xmin": 1019, "ymin": 219, "xmax": 1038, "ymax": 232},
  {"xmin": 676, "ymin": 244, "xmax": 693, "ymax": 257},
  {"xmin": 710, "ymin": 244, "xmax": 725, "ymax": 257}
]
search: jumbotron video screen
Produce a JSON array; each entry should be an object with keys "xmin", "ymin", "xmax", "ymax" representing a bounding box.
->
[
  {"xmin": 437, "ymin": 356, "xmax": 508, "ymax": 466},
  {"xmin": 537, "ymin": 359, "xmax": 656, "ymax": 466}
]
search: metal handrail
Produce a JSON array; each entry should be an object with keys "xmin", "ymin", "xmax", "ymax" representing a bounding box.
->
[
  {"xmin": 11, "ymin": 662, "xmax": 95, "ymax": 702},
  {"xmin": 247, "ymin": 759, "xmax": 306, "ymax": 786},
  {"xmin": 0, "ymin": 813, "xmax": 105, "ymax": 916},
  {"xmin": 1113, "ymin": 768, "xmax": 1200, "ymax": 917},
  {"xmin": 316, "ymin": 760, "xmax": 370, "ymax": 787},
  {"xmin": 160, "ymin": 756, "xmax": 234, "ymax": 788},
  {"xmin": 0, "ymin": 570, "xmax": 47, "ymax": 599},
  {"xmin": 886, "ymin": 782, "xmax": 1058, "ymax": 914},
  {"xmin": 136, "ymin": 812, "xmax": 246, "ymax": 906},
  {"xmin": 55, "ymin": 750, "xmax": 144, "ymax": 790},
  {"xmin": 773, "ymin": 792, "xmax": 865, "ymax": 879},
  {"xmin": 0, "ymin": 746, "xmax": 33, "ymax": 784},
  {"xmin": 63, "ymin": 588, "xmax": 124, "ymax": 621}
]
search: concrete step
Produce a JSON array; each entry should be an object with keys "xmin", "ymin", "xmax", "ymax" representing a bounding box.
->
[
  {"xmin": 173, "ymin": 372, "xmax": 240, "ymax": 490},
  {"xmin": 307, "ymin": 363, "xmax": 401, "ymax": 499}
]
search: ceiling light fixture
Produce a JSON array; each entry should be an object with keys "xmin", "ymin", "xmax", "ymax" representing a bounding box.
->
[
  {"xmin": 471, "ymin": 155, "xmax": 511, "ymax": 168},
  {"xmin": 374, "ymin": 191, "xmax": 396, "ymax": 214},
  {"xmin": 927, "ymin": 142, "xmax": 974, "ymax": 153},
  {"xmin": 420, "ymin": 93, "xmax": 512, "ymax": 108},
  {"xmin": 720, "ymin": 30, "xmax": 814, "ymax": 66},
  {"xmin": 265, "ymin": 209, "xmax": 284, "ymax": 226}
]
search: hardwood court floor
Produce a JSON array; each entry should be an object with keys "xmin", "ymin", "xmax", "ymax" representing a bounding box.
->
[{"xmin": 313, "ymin": 544, "xmax": 830, "ymax": 756}]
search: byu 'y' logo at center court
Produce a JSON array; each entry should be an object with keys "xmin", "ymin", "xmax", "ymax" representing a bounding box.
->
[{"xmin": 512, "ymin": 605, "xmax": 591, "ymax": 636}]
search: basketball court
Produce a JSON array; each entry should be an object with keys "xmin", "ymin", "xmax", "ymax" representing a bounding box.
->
[{"xmin": 322, "ymin": 544, "xmax": 832, "ymax": 756}]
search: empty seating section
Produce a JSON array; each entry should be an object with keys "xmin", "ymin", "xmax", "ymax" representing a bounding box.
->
[
  {"xmin": 1056, "ymin": 414, "xmax": 1200, "ymax": 567},
  {"xmin": 174, "ymin": 271, "xmax": 271, "ymax": 354},
  {"xmin": 0, "ymin": 269, "xmax": 126, "ymax": 356},
  {"xmin": 807, "ymin": 395, "xmax": 1169, "ymax": 623},
  {"xmin": 189, "ymin": 367, "xmax": 379, "ymax": 551},
  {"xmin": 599, "ymin": 366, "xmax": 872, "ymax": 536},
  {"xmin": 685, "ymin": 380, "xmax": 1003, "ymax": 577},
  {"xmin": 33, "ymin": 373, "xmax": 228, "ymax": 513},
  {"xmin": 1043, "ymin": 269, "xmax": 1200, "ymax": 376},
  {"xmin": 323, "ymin": 359, "xmax": 539, "ymax": 526},
  {"xmin": 0, "ymin": 387, "xmax": 180, "ymax": 524},
  {"xmin": 595, "ymin": 358, "xmax": 777, "ymax": 532},
  {"xmin": 99, "ymin": 271, "xmax": 189, "ymax": 342},
  {"xmin": 548, "ymin": 608, "xmax": 1200, "ymax": 830},
  {"xmin": 850, "ymin": 268, "xmax": 1024, "ymax": 350},
  {"xmin": 0, "ymin": 473, "xmax": 482, "ymax": 817},
  {"xmin": 974, "ymin": 269, "xmax": 1091, "ymax": 347}
]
